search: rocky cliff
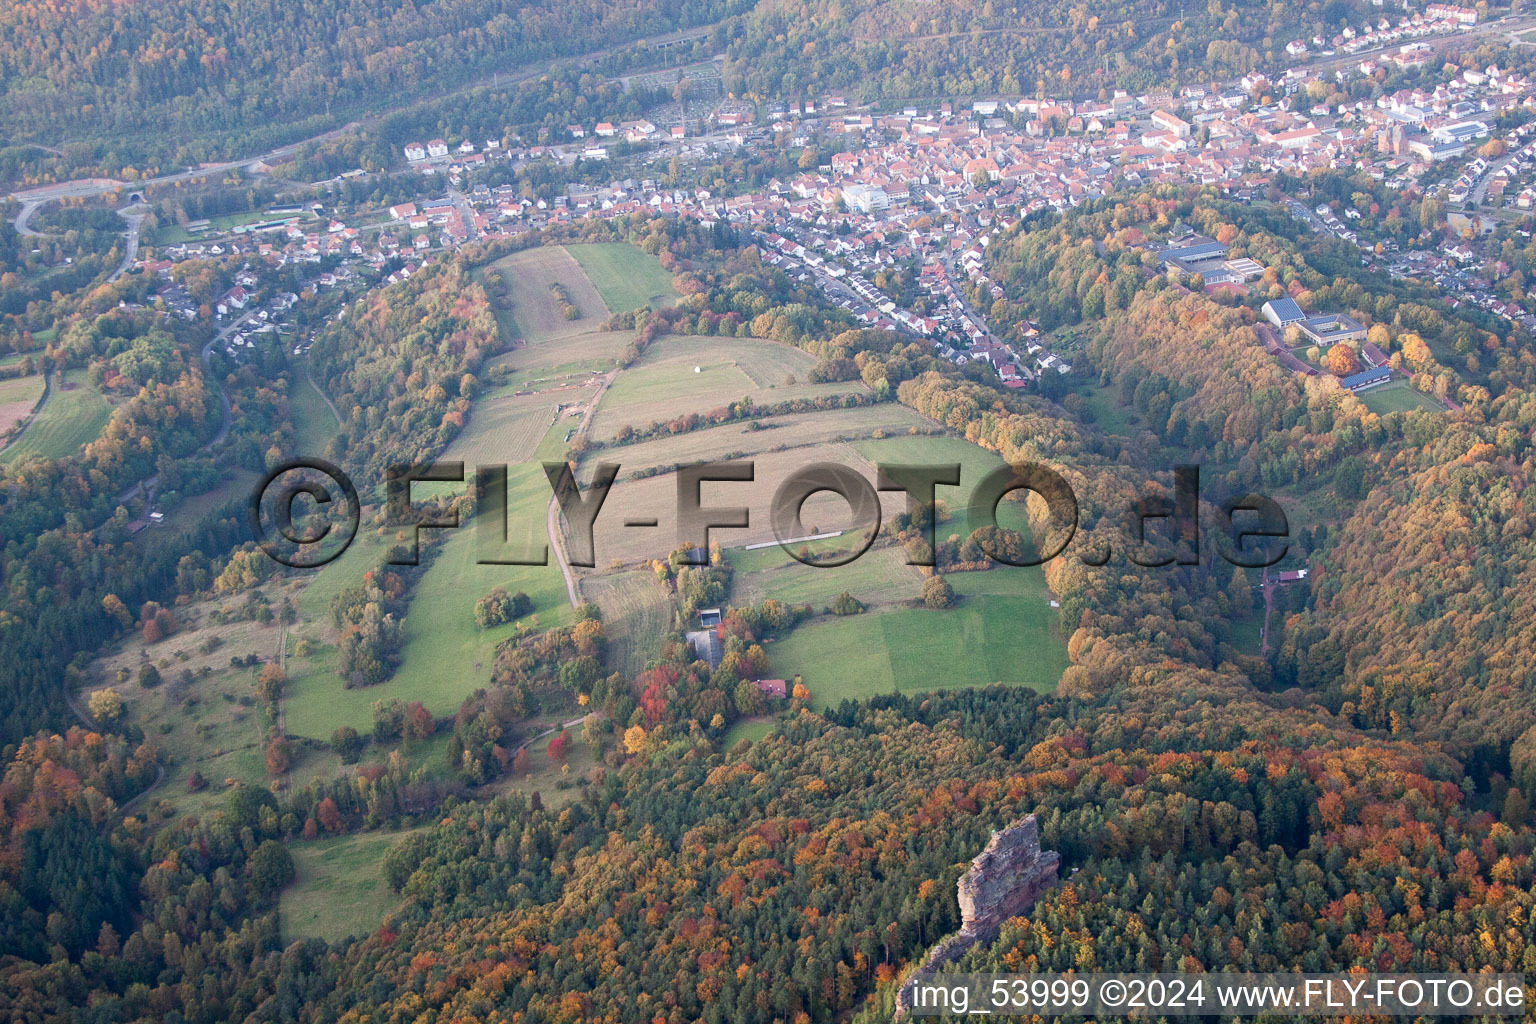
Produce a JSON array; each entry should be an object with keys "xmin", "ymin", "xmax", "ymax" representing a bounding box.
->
[
  {"xmin": 895, "ymin": 815, "xmax": 1060, "ymax": 1016},
  {"xmin": 956, "ymin": 815, "xmax": 1060, "ymax": 933}
]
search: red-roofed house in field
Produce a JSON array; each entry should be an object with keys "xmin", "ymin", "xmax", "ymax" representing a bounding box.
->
[{"xmin": 753, "ymin": 679, "xmax": 788, "ymax": 699}]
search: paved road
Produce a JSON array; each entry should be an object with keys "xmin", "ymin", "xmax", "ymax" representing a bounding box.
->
[
  {"xmin": 107, "ymin": 206, "xmax": 146, "ymax": 283},
  {"xmin": 446, "ymin": 184, "xmax": 481, "ymax": 242},
  {"xmin": 198, "ymin": 321, "xmax": 237, "ymax": 449},
  {"xmin": 1293, "ymin": 14, "xmax": 1536, "ymax": 77},
  {"xmin": 5, "ymin": 21, "xmax": 724, "ymax": 209},
  {"xmin": 6, "ymin": 128, "xmax": 359, "ymax": 207},
  {"xmin": 1472, "ymin": 150, "xmax": 1519, "ymax": 207},
  {"xmin": 14, "ymin": 200, "xmax": 43, "ymax": 237}
]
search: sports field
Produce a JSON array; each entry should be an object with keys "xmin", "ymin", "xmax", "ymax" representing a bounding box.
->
[
  {"xmin": 0, "ymin": 369, "xmax": 109, "ymax": 463},
  {"xmin": 1358, "ymin": 380, "xmax": 1442, "ymax": 415},
  {"xmin": 565, "ymin": 242, "xmax": 679, "ymax": 314}
]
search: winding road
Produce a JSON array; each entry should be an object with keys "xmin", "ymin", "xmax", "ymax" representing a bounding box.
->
[{"xmin": 14, "ymin": 200, "xmax": 43, "ymax": 237}]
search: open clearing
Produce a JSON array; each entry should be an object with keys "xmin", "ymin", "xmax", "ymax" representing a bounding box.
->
[
  {"xmin": 86, "ymin": 591, "xmax": 302, "ymax": 817},
  {"xmin": 284, "ymin": 285, "xmax": 602, "ymax": 740},
  {"xmin": 0, "ymin": 369, "xmax": 109, "ymax": 463},
  {"xmin": 565, "ymin": 242, "xmax": 679, "ymax": 314},
  {"xmin": 284, "ymin": 480, "xmax": 574, "ymax": 738},
  {"xmin": 1071, "ymin": 385, "xmax": 1139, "ymax": 435},
  {"xmin": 767, "ymin": 566, "xmax": 1065, "ymax": 709},
  {"xmin": 282, "ymin": 828, "xmax": 418, "ymax": 944},
  {"xmin": 487, "ymin": 329, "xmax": 629, "ymax": 376},
  {"xmin": 289, "ymin": 376, "xmax": 339, "ymax": 455},
  {"xmin": 582, "ymin": 443, "xmax": 907, "ymax": 566},
  {"xmin": 483, "ymin": 245, "xmax": 611, "ymax": 344},
  {"xmin": 721, "ymin": 716, "xmax": 774, "ymax": 748},
  {"xmin": 285, "ymin": 422, "xmax": 575, "ymax": 739},
  {"xmin": 581, "ymin": 570, "xmax": 672, "ymax": 676},
  {"xmin": 0, "ymin": 372, "xmax": 45, "ymax": 436},
  {"xmin": 588, "ymin": 334, "xmax": 867, "ymax": 441},
  {"xmin": 755, "ymin": 433, "xmax": 1068, "ymax": 706},
  {"xmin": 599, "ymin": 404, "xmax": 934, "ymax": 475},
  {"xmin": 854, "ymin": 435, "xmax": 1037, "ymax": 539},
  {"xmin": 145, "ymin": 467, "xmax": 262, "ymax": 547},
  {"xmin": 731, "ymin": 543, "xmax": 922, "ymax": 609},
  {"xmin": 1358, "ymin": 380, "xmax": 1442, "ymax": 415},
  {"xmin": 492, "ymin": 728, "xmax": 595, "ymax": 810},
  {"xmin": 1230, "ymin": 614, "xmax": 1263, "ymax": 656}
]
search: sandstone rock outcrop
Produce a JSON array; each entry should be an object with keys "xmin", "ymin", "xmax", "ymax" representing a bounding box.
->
[
  {"xmin": 956, "ymin": 815, "xmax": 1059, "ymax": 933},
  {"xmin": 895, "ymin": 815, "xmax": 1060, "ymax": 1016}
]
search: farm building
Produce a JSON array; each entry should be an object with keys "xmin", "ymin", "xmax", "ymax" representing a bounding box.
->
[{"xmin": 685, "ymin": 628, "xmax": 724, "ymax": 670}]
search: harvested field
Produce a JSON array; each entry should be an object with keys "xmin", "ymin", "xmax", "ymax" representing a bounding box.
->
[
  {"xmin": 577, "ymin": 443, "xmax": 906, "ymax": 566},
  {"xmin": 581, "ymin": 570, "xmax": 673, "ymax": 676},
  {"xmin": 483, "ymin": 246, "xmax": 611, "ymax": 345},
  {"xmin": 598, "ymin": 404, "xmax": 935, "ymax": 477},
  {"xmin": 441, "ymin": 390, "xmax": 575, "ymax": 467},
  {"xmin": 588, "ymin": 334, "xmax": 867, "ymax": 441},
  {"xmin": 0, "ymin": 372, "xmax": 45, "ymax": 436}
]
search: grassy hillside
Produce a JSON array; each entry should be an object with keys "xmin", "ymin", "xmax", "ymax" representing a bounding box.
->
[
  {"xmin": 565, "ymin": 242, "xmax": 679, "ymax": 314},
  {"xmin": 0, "ymin": 369, "xmax": 110, "ymax": 464},
  {"xmin": 767, "ymin": 564, "xmax": 1066, "ymax": 709}
]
